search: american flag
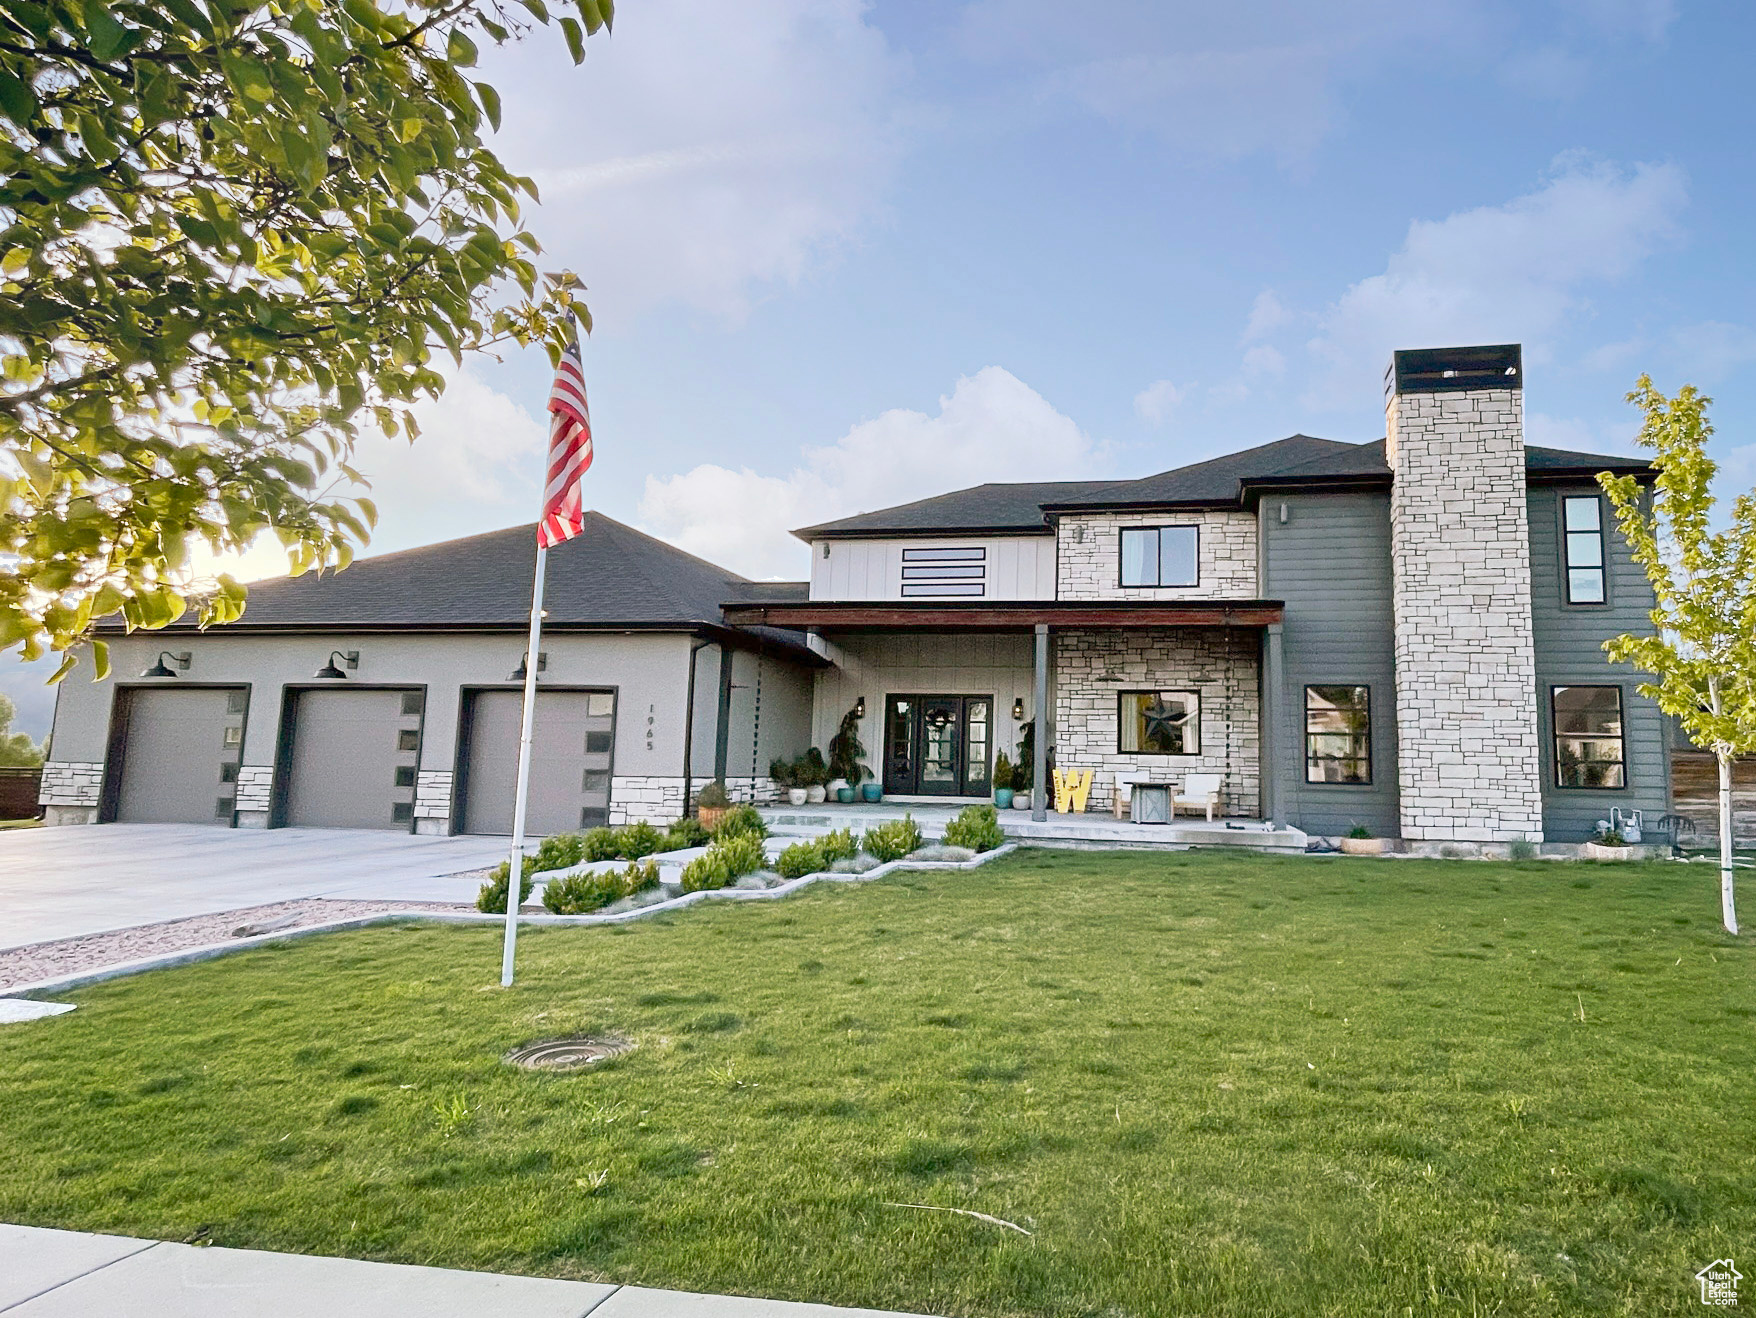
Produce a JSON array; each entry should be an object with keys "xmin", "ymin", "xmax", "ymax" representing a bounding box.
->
[{"xmin": 538, "ymin": 338, "xmax": 593, "ymax": 548}]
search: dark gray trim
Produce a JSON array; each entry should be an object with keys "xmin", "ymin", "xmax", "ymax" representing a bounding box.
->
[
  {"xmin": 1388, "ymin": 344, "xmax": 1522, "ymax": 396},
  {"xmin": 1302, "ymin": 683, "xmax": 1373, "ymax": 787},
  {"xmin": 1558, "ymin": 490, "xmax": 1610, "ymax": 608},
  {"xmin": 1549, "ymin": 682, "xmax": 1629, "ymax": 792},
  {"xmin": 270, "ymin": 683, "xmax": 429, "ymax": 832},
  {"xmin": 713, "ymin": 647, "xmax": 734, "ymax": 784}
]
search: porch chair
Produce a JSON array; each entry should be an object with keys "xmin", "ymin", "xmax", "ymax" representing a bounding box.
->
[{"xmin": 1173, "ymin": 773, "xmax": 1223, "ymax": 823}]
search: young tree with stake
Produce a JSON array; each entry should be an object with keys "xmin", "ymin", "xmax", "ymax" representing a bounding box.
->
[{"xmin": 1600, "ymin": 376, "xmax": 1755, "ymax": 934}]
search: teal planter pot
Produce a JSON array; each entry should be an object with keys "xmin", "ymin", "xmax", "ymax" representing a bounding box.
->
[
  {"xmin": 993, "ymin": 788, "xmax": 1014, "ymax": 809},
  {"xmin": 836, "ymin": 787, "xmax": 855, "ymax": 803},
  {"xmin": 860, "ymin": 783, "xmax": 883, "ymax": 803}
]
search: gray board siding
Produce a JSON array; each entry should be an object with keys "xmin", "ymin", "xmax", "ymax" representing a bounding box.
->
[
  {"xmin": 1526, "ymin": 484, "xmax": 1670, "ymax": 841},
  {"xmin": 1260, "ymin": 491, "xmax": 1401, "ymax": 838}
]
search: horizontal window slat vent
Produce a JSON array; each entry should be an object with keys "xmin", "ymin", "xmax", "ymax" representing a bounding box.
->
[
  {"xmin": 902, "ymin": 547, "xmax": 984, "ymax": 562},
  {"xmin": 899, "ymin": 545, "xmax": 986, "ymax": 597},
  {"xmin": 901, "ymin": 582, "xmax": 985, "ymax": 597}
]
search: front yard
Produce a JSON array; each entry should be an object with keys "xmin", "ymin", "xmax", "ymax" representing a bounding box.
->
[{"xmin": 2, "ymin": 850, "xmax": 1750, "ymax": 1316}]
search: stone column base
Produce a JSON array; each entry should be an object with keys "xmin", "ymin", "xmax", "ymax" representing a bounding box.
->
[{"xmin": 42, "ymin": 805, "xmax": 98, "ymax": 827}]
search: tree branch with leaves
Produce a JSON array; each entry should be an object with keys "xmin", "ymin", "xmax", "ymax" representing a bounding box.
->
[
  {"xmin": 0, "ymin": 0, "xmax": 612, "ymax": 680},
  {"xmin": 1600, "ymin": 375, "xmax": 1756, "ymax": 934}
]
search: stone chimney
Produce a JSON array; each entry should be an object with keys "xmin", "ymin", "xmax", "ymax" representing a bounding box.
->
[{"xmin": 1385, "ymin": 344, "xmax": 1543, "ymax": 844}]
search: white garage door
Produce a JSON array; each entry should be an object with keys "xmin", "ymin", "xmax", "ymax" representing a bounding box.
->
[
  {"xmin": 114, "ymin": 687, "xmax": 249, "ymax": 825},
  {"xmin": 284, "ymin": 689, "xmax": 424, "ymax": 830},
  {"xmin": 460, "ymin": 689, "xmax": 616, "ymax": 835}
]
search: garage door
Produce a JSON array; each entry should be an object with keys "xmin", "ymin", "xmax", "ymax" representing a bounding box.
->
[
  {"xmin": 284, "ymin": 689, "xmax": 424, "ymax": 830},
  {"xmin": 114, "ymin": 687, "xmax": 249, "ymax": 824},
  {"xmin": 460, "ymin": 690, "xmax": 616, "ymax": 835}
]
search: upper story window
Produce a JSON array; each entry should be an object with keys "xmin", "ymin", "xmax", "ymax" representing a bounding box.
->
[
  {"xmin": 1119, "ymin": 525, "xmax": 1199, "ymax": 588},
  {"xmin": 901, "ymin": 546, "xmax": 984, "ymax": 597},
  {"xmin": 1562, "ymin": 495, "xmax": 1606, "ymax": 604}
]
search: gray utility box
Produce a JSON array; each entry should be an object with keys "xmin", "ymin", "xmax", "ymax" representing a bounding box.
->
[{"xmin": 1130, "ymin": 784, "xmax": 1171, "ymax": 825}]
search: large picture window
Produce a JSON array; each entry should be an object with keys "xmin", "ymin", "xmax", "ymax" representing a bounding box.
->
[
  {"xmin": 1562, "ymin": 495, "xmax": 1606, "ymax": 604},
  {"xmin": 1118, "ymin": 691, "xmax": 1200, "ymax": 754},
  {"xmin": 1553, "ymin": 685, "xmax": 1625, "ymax": 788},
  {"xmin": 1119, "ymin": 526, "xmax": 1199, "ymax": 588},
  {"xmin": 1305, "ymin": 685, "xmax": 1371, "ymax": 784}
]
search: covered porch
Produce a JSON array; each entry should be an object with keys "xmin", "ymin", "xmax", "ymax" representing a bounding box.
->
[{"xmin": 721, "ymin": 599, "xmax": 1284, "ymax": 825}]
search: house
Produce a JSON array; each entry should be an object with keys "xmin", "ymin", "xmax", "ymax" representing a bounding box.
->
[{"xmin": 38, "ymin": 343, "xmax": 1667, "ymax": 843}]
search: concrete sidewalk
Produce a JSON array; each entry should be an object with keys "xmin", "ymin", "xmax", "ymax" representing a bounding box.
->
[{"xmin": 0, "ymin": 1225, "xmax": 936, "ymax": 1318}]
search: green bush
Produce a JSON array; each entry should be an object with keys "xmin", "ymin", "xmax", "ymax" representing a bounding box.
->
[
  {"xmin": 616, "ymin": 821, "xmax": 666, "ymax": 860},
  {"xmin": 580, "ymin": 826, "xmax": 622, "ymax": 862},
  {"xmin": 943, "ymin": 804, "xmax": 1004, "ymax": 853},
  {"xmin": 695, "ymin": 779, "xmax": 730, "ymax": 809},
  {"xmin": 532, "ymin": 832, "xmax": 587, "ymax": 872},
  {"xmin": 991, "ymin": 751, "xmax": 1014, "ymax": 792},
  {"xmin": 680, "ymin": 832, "xmax": 767, "ymax": 892},
  {"xmin": 864, "ymin": 814, "xmax": 924, "ymax": 863},
  {"xmin": 776, "ymin": 839, "xmax": 827, "ymax": 879},
  {"xmin": 475, "ymin": 858, "xmax": 535, "ymax": 913},
  {"xmin": 663, "ymin": 817, "xmax": 711, "ymax": 850},
  {"xmin": 713, "ymin": 804, "xmax": 767, "ymax": 841},
  {"xmin": 1346, "ymin": 824, "xmax": 1373, "ymax": 840},
  {"xmin": 543, "ymin": 860, "xmax": 660, "ymax": 914},
  {"xmin": 818, "ymin": 827, "xmax": 860, "ymax": 864}
]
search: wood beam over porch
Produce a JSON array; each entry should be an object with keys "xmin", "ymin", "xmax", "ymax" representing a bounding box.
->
[{"xmin": 720, "ymin": 599, "xmax": 1286, "ymax": 631}]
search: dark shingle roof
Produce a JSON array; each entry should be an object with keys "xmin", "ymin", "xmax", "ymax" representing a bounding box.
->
[
  {"xmin": 143, "ymin": 513, "xmax": 804, "ymax": 644},
  {"xmin": 793, "ymin": 434, "xmax": 1656, "ymax": 538}
]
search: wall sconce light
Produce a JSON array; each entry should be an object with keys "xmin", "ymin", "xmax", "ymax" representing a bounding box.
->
[
  {"xmin": 314, "ymin": 650, "xmax": 359, "ymax": 679},
  {"xmin": 140, "ymin": 650, "xmax": 190, "ymax": 678},
  {"xmin": 853, "ymin": 696, "xmax": 866, "ymax": 719},
  {"xmin": 509, "ymin": 652, "xmax": 548, "ymax": 681},
  {"xmin": 1012, "ymin": 698, "xmax": 1025, "ymax": 721}
]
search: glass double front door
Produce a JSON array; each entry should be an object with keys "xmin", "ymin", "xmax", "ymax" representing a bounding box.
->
[{"xmin": 883, "ymin": 695, "xmax": 992, "ymax": 797}]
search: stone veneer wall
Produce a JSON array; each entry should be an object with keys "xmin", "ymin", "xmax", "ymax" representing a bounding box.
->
[
  {"xmin": 1056, "ymin": 510, "xmax": 1258, "ymax": 601},
  {"xmin": 234, "ymin": 765, "xmax": 274, "ymax": 828},
  {"xmin": 1386, "ymin": 386, "xmax": 1543, "ymax": 842},
  {"xmin": 39, "ymin": 761, "xmax": 102, "ymax": 809},
  {"xmin": 1053, "ymin": 628, "xmax": 1260, "ymax": 816}
]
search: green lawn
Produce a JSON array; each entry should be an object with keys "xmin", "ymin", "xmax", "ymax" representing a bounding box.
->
[{"xmin": 3, "ymin": 851, "xmax": 1751, "ymax": 1316}]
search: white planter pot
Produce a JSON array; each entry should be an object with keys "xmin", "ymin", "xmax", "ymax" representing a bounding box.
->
[
  {"xmin": 1583, "ymin": 841, "xmax": 1635, "ymax": 861},
  {"xmin": 1338, "ymin": 836, "xmax": 1387, "ymax": 856},
  {"xmin": 1012, "ymin": 796, "xmax": 1032, "ymax": 810},
  {"xmin": 805, "ymin": 785, "xmax": 827, "ymax": 804},
  {"xmin": 826, "ymin": 779, "xmax": 849, "ymax": 797},
  {"xmin": 787, "ymin": 788, "xmax": 808, "ymax": 806}
]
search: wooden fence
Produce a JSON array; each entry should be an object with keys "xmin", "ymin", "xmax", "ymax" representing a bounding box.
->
[
  {"xmin": 0, "ymin": 767, "xmax": 43, "ymax": 821},
  {"xmin": 1669, "ymin": 751, "xmax": 1756, "ymax": 845}
]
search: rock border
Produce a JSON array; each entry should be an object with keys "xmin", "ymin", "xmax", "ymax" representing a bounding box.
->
[{"xmin": 2, "ymin": 844, "xmax": 1022, "ymax": 1002}]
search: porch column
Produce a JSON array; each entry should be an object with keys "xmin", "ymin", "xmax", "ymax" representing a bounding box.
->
[
  {"xmin": 1032, "ymin": 622, "xmax": 1049, "ymax": 821},
  {"xmin": 1261, "ymin": 623, "xmax": 1284, "ymax": 826}
]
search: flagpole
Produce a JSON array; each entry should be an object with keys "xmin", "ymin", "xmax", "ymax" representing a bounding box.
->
[{"xmin": 500, "ymin": 544, "xmax": 548, "ymax": 987}]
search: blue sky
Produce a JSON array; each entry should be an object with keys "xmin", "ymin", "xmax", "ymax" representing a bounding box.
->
[{"xmin": 8, "ymin": 0, "xmax": 1756, "ymax": 737}]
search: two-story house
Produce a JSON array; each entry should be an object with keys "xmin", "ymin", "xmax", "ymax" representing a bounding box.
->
[{"xmin": 38, "ymin": 344, "xmax": 1666, "ymax": 843}]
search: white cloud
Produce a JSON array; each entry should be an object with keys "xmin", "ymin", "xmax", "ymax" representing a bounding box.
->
[
  {"xmin": 481, "ymin": 0, "xmax": 905, "ymax": 322},
  {"xmin": 1243, "ymin": 290, "xmax": 1291, "ymax": 342},
  {"xmin": 1303, "ymin": 156, "xmax": 1687, "ymax": 409},
  {"xmin": 1669, "ymin": 321, "xmax": 1756, "ymax": 382},
  {"xmin": 639, "ymin": 367, "xmax": 1101, "ymax": 578},
  {"xmin": 1242, "ymin": 344, "xmax": 1285, "ymax": 377},
  {"xmin": 1133, "ymin": 379, "xmax": 1184, "ymax": 424}
]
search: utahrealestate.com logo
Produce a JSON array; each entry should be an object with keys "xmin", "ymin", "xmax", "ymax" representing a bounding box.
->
[{"xmin": 1697, "ymin": 1259, "xmax": 1743, "ymax": 1307}]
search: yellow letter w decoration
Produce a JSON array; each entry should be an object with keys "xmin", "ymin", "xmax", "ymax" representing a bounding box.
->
[{"xmin": 1052, "ymin": 767, "xmax": 1093, "ymax": 814}]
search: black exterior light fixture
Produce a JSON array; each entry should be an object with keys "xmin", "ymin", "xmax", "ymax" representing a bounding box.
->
[
  {"xmin": 1012, "ymin": 697, "xmax": 1025, "ymax": 721},
  {"xmin": 314, "ymin": 650, "xmax": 359, "ymax": 680},
  {"xmin": 140, "ymin": 650, "xmax": 190, "ymax": 678},
  {"xmin": 508, "ymin": 652, "xmax": 548, "ymax": 682},
  {"xmin": 853, "ymin": 696, "xmax": 866, "ymax": 719}
]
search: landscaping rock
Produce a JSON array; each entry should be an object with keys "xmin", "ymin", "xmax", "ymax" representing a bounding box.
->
[{"xmin": 907, "ymin": 844, "xmax": 977, "ymax": 863}]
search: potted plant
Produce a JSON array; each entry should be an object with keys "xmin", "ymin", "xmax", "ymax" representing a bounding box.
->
[
  {"xmin": 696, "ymin": 780, "xmax": 731, "ymax": 831},
  {"xmin": 800, "ymin": 747, "xmax": 830, "ymax": 804},
  {"xmin": 1583, "ymin": 828, "xmax": 1634, "ymax": 861},
  {"xmin": 771, "ymin": 757, "xmax": 806, "ymax": 807},
  {"xmin": 1011, "ymin": 728, "xmax": 1034, "ymax": 808},
  {"xmin": 992, "ymin": 750, "xmax": 1015, "ymax": 809},
  {"xmin": 1338, "ymin": 824, "xmax": 1386, "ymax": 856},
  {"xmin": 827, "ymin": 704, "xmax": 870, "ymax": 804}
]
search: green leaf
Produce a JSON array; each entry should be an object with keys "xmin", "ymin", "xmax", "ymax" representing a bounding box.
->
[
  {"xmin": 0, "ymin": 69, "xmax": 38, "ymax": 126},
  {"xmin": 83, "ymin": 5, "xmax": 131, "ymax": 62},
  {"xmin": 560, "ymin": 15, "xmax": 585, "ymax": 63},
  {"xmin": 448, "ymin": 29, "xmax": 478, "ymax": 67},
  {"xmin": 90, "ymin": 640, "xmax": 111, "ymax": 682},
  {"xmin": 475, "ymin": 81, "xmax": 502, "ymax": 132}
]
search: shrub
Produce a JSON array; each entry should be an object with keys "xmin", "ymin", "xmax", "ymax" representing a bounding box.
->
[
  {"xmin": 1509, "ymin": 839, "xmax": 1537, "ymax": 861},
  {"xmin": 991, "ymin": 751, "xmax": 1014, "ymax": 792},
  {"xmin": 695, "ymin": 780, "xmax": 729, "ymax": 810},
  {"xmin": 615, "ymin": 821, "xmax": 666, "ymax": 860},
  {"xmin": 818, "ymin": 827, "xmax": 859, "ymax": 864},
  {"xmin": 827, "ymin": 704, "xmax": 870, "ymax": 785},
  {"xmin": 713, "ymin": 804, "xmax": 767, "ymax": 841},
  {"xmin": 680, "ymin": 832, "xmax": 767, "ymax": 892},
  {"xmin": 532, "ymin": 832, "xmax": 587, "ymax": 873},
  {"xmin": 864, "ymin": 814, "xmax": 924, "ymax": 863},
  {"xmin": 475, "ymin": 859, "xmax": 535, "ymax": 913},
  {"xmin": 1346, "ymin": 824, "xmax": 1372, "ymax": 840},
  {"xmin": 943, "ymin": 804, "xmax": 1004, "ymax": 853},
  {"xmin": 769, "ymin": 756, "xmax": 794, "ymax": 789},
  {"xmin": 776, "ymin": 839, "xmax": 827, "ymax": 879},
  {"xmin": 798, "ymin": 747, "xmax": 829, "ymax": 787},
  {"xmin": 663, "ymin": 817, "xmax": 711, "ymax": 850},
  {"xmin": 543, "ymin": 860, "xmax": 659, "ymax": 915},
  {"xmin": 580, "ymin": 827, "xmax": 623, "ymax": 862}
]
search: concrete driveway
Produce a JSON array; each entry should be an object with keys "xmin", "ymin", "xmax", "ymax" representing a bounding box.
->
[{"xmin": 0, "ymin": 825, "xmax": 514, "ymax": 950}]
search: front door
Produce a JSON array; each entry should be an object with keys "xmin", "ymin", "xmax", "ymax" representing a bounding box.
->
[{"xmin": 883, "ymin": 695, "xmax": 993, "ymax": 797}]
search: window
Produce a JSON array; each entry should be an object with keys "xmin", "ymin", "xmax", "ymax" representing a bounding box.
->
[
  {"xmin": 1306, "ymin": 685, "xmax": 1371, "ymax": 784},
  {"xmin": 1119, "ymin": 526, "xmax": 1198, "ymax": 587},
  {"xmin": 221, "ymin": 725, "xmax": 242, "ymax": 748},
  {"xmin": 900, "ymin": 546, "xmax": 985, "ymax": 597},
  {"xmin": 1118, "ymin": 691, "xmax": 1200, "ymax": 754},
  {"xmin": 1553, "ymin": 686, "xmax": 1625, "ymax": 788},
  {"xmin": 587, "ymin": 692, "xmax": 615, "ymax": 718},
  {"xmin": 585, "ymin": 730, "xmax": 613, "ymax": 754},
  {"xmin": 215, "ymin": 797, "xmax": 233, "ymax": 820},
  {"xmin": 394, "ymin": 766, "xmax": 416, "ymax": 788},
  {"xmin": 396, "ymin": 729, "xmax": 420, "ymax": 752},
  {"xmin": 219, "ymin": 762, "xmax": 238, "ymax": 784},
  {"xmin": 391, "ymin": 801, "xmax": 414, "ymax": 823},
  {"xmin": 1562, "ymin": 496, "xmax": 1606, "ymax": 604},
  {"xmin": 400, "ymin": 691, "xmax": 424, "ymax": 716},
  {"xmin": 226, "ymin": 690, "xmax": 248, "ymax": 714}
]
